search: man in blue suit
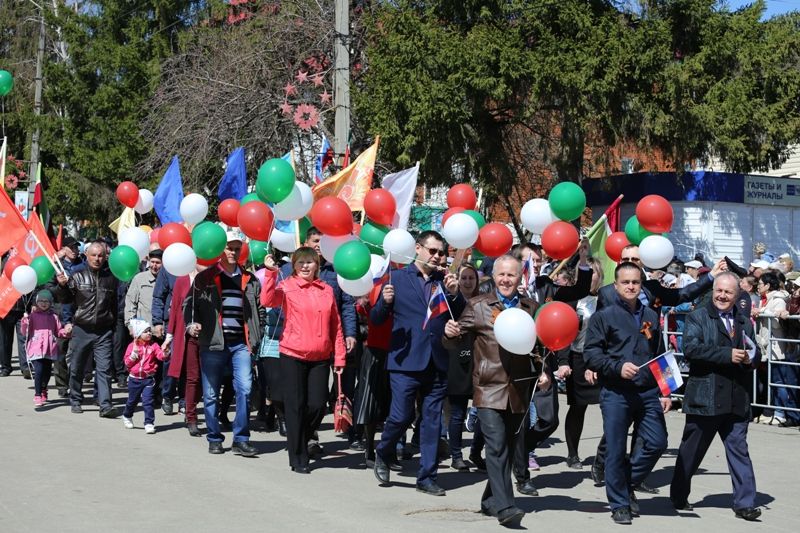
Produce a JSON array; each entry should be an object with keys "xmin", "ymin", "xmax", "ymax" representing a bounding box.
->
[{"xmin": 371, "ymin": 230, "xmax": 465, "ymax": 496}]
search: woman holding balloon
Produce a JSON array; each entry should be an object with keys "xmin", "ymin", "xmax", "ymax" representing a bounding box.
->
[{"xmin": 261, "ymin": 248, "xmax": 346, "ymax": 474}]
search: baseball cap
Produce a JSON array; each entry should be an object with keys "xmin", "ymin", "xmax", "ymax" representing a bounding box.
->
[
  {"xmin": 661, "ymin": 274, "xmax": 678, "ymax": 286},
  {"xmin": 684, "ymin": 260, "xmax": 702, "ymax": 269},
  {"xmin": 62, "ymin": 236, "xmax": 79, "ymax": 249},
  {"xmin": 750, "ymin": 260, "xmax": 770, "ymax": 270}
]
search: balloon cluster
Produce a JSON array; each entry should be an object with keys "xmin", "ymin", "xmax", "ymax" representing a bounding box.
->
[
  {"xmin": 2, "ymin": 255, "xmax": 57, "ymax": 295},
  {"xmin": 493, "ymin": 301, "xmax": 580, "ymax": 355},
  {"xmin": 439, "ymin": 184, "xmax": 513, "ymax": 258},
  {"xmin": 617, "ymin": 195, "xmax": 675, "ymax": 269},
  {"xmin": 519, "ymin": 182, "xmax": 585, "ymax": 260}
]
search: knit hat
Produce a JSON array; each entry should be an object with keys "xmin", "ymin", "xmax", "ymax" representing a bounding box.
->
[
  {"xmin": 35, "ymin": 289, "xmax": 53, "ymax": 302},
  {"xmin": 128, "ymin": 318, "xmax": 151, "ymax": 339}
]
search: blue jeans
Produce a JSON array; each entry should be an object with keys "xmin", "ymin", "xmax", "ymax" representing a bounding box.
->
[
  {"xmin": 200, "ymin": 343, "xmax": 252, "ymax": 443},
  {"xmin": 772, "ymin": 357, "xmax": 800, "ymax": 423},
  {"xmin": 124, "ymin": 376, "xmax": 156, "ymax": 425}
]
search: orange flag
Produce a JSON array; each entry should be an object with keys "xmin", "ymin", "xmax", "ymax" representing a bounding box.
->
[{"xmin": 312, "ymin": 137, "xmax": 379, "ymax": 211}]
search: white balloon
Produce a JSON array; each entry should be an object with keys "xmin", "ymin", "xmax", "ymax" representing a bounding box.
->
[
  {"xmin": 11, "ymin": 265, "xmax": 38, "ymax": 295},
  {"xmin": 382, "ymin": 228, "xmax": 416, "ymax": 264},
  {"xmin": 520, "ymin": 198, "xmax": 557, "ymax": 235},
  {"xmin": 180, "ymin": 193, "xmax": 208, "ymax": 225},
  {"xmin": 119, "ymin": 227, "xmax": 150, "ymax": 260},
  {"xmin": 442, "ymin": 213, "xmax": 479, "ymax": 249},
  {"xmin": 134, "ymin": 189, "xmax": 154, "ymax": 214},
  {"xmin": 270, "ymin": 229, "xmax": 299, "ymax": 253},
  {"xmin": 162, "ymin": 243, "xmax": 197, "ymax": 276},
  {"xmin": 337, "ymin": 272, "xmax": 373, "ymax": 297},
  {"xmin": 639, "ymin": 235, "xmax": 675, "ymax": 269},
  {"xmin": 271, "ymin": 182, "xmax": 313, "ymax": 221},
  {"xmin": 493, "ymin": 307, "xmax": 537, "ymax": 355},
  {"xmin": 319, "ymin": 234, "xmax": 356, "ymax": 263}
]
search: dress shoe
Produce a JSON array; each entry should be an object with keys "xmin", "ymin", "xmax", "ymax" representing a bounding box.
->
[
  {"xmin": 308, "ymin": 441, "xmax": 323, "ymax": 459},
  {"xmin": 515, "ymin": 479, "xmax": 539, "ymax": 496},
  {"xmin": 187, "ymin": 422, "xmax": 201, "ymax": 437},
  {"xmin": 416, "ymin": 481, "xmax": 446, "ymax": 496},
  {"xmin": 71, "ymin": 404, "xmax": 83, "ymax": 414},
  {"xmin": 469, "ymin": 452, "xmax": 487, "ymax": 472},
  {"xmin": 162, "ymin": 399, "xmax": 174, "ymax": 416},
  {"xmin": 98, "ymin": 406, "xmax": 119, "ymax": 419},
  {"xmin": 291, "ymin": 465, "xmax": 311, "ymax": 474},
  {"xmin": 566, "ymin": 455, "xmax": 583, "ymax": 469},
  {"xmin": 497, "ymin": 506, "xmax": 524, "ymax": 527},
  {"xmin": 672, "ymin": 500, "xmax": 694, "ymax": 511},
  {"xmin": 611, "ymin": 507, "xmax": 632, "ymax": 525},
  {"xmin": 451, "ymin": 457, "xmax": 470, "ymax": 472},
  {"xmin": 349, "ymin": 440, "xmax": 366, "ymax": 452},
  {"xmin": 278, "ymin": 417, "xmax": 287, "ymax": 437},
  {"xmin": 208, "ymin": 442, "xmax": 225, "ymax": 454},
  {"xmin": 374, "ymin": 454, "xmax": 390, "ymax": 484},
  {"xmin": 591, "ymin": 461, "xmax": 605, "ymax": 485},
  {"xmin": 734, "ymin": 507, "xmax": 761, "ymax": 521},
  {"xmin": 22, "ymin": 368, "xmax": 32, "ymax": 380},
  {"xmin": 232, "ymin": 441, "xmax": 257, "ymax": 457},
  {"xmin": 387, "ymin": 455, "xmax": 403, "ymax": 472},
  {"xmin": 633, "ymin": 481, "xmax": 659, "ymax": 494},
  {"xmin": 0, "ymin": 369, "xmax": 10, "ymax": 377},
  {"xmin": 57, "ymin": 387, "xmax": 68, "ymax": 398},
  {"xmin": 629, "ymin": 493, "xmax": 640, "ymax": 517}
]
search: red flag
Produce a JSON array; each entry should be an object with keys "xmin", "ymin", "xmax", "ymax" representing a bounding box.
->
[
  {"xmin": 342, "ymin": 144, "xmax": 351, "ymax": 167},
  {"xmin": 55, "ymin": 224, "xmax": 63, "ymax": 251},
  {"xmin": 0, "ymin": 187, "xmax": 30, "ymax": 257},
  {"xmin": 605, "ymin": 194, "xmax": 623, "ymax": 233}
]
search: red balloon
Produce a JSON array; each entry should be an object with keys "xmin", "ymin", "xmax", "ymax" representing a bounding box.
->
[
  {"xmin": 158, "ymin": 223, "xmax": 192, "ymax": 250},
  {"xmin": 218, "ymin": 199, "xmax": 241, "ymax": 227},
  {"xmin": 441, "ymin": 207, "xmax": 465, "ymax": 227},
  {"xmin": 364, "ymin": 189, "xmax": 397, "ymax": 226},
  {"xmin": 635, "ymin": 194, "xmax": 673, "ymax": 233},
  {"xmin": 116, "ymin": 181, "xmax": 139, "ymax": 208},
  {"xmin": 604, "ymin": 231, "xmax": 630, "ymax": 262},
  {"xmin": 3, "ymin": 255, "xmax": 26, "ymax": 280},
  {"xmin": 149, "ymin": 228, "xmax": 160, "ymax": 245},
  {"xmin": 447, "ymin": 184, "xmax": 477, "ymax": 210},
  {"xmin": 237, "ymin": 241, "xmax": 249, "ymax": 266},
  {"xmin": 197, "ymin": 255, "xmax": 221, "ymax": 267},
  {"xmin": 238, "ymin": 201, "xmax": 274, "ymax": 241},
  {"xmin": 541, "ymin": 221, "xmax": 580, "ymax": 260},
  {"xmin": 536, "ymin": 302, "xmax": 580, "ymax": 351},
  {"xmin": 310, "ymin": 197, "xmax": 353, "ymax": 236},
  {"xmin": 475, "ymin": 223, "xmax": 513, "ymax": 258}
]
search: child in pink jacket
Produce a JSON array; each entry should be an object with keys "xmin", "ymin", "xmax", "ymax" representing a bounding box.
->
[
  {"xmin": 19, "ymin": 289, "xmax": 71, "ymax": 408},
  {"xmin": 123, "ymin": 319, "xmax": 168, "ymax": 434}
]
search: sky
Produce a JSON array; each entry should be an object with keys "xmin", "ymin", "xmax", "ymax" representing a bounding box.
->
[{"xmin": 726, "ymin": 1, "xmax": 799, "ymax": 19}]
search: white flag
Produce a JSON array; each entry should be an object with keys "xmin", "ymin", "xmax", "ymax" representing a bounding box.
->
[
  {"xmin": 382, "ymin": 162, "xmax": 419, "ymax": 230},
  {"xmin": 0, "ymin": 136, "xmax": 7, "ymax": 189}
]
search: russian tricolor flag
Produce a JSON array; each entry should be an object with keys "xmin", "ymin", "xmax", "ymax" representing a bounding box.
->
[
  {"xmin": 423, "ymin": 283, "xmax": 450, "ymax": 330},
  {"xmin": 647, "ymin": 351, "xmax": 684, "ymax": 396},
  {"xmin": 372, "ymin": 255, "xmax": 391, "ymax": 287}
]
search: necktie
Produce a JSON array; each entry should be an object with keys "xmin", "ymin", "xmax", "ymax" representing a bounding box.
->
[{"xmin": 722, "ymin": 313, "xmax": 734, "ymax": 336}]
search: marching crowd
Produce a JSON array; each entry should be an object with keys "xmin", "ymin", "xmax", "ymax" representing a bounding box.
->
[{"xmin": 1, "ymin": 228, "xmax": 798, "ymax": 526}]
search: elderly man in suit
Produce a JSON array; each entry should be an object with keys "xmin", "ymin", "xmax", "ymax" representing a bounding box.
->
[
  {"xmin": 670, "ymin": 272, "xmax": 762, "ymax": 521},
  {"xmin": 371, "ymin": 230, "xmax": 465, "ymax": 496},
  {"xmin": 444, "ymin": 254, "xmax": 550, "ymax": 527}
]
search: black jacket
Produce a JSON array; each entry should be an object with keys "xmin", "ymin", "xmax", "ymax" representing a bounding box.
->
[
  {"xmin": 597, "ymin": 273, "xmax": 712, "ymax": 310},
  {"xmin": 682, "ymin": 300, "xmax": 760, "ymax": 418},
  {"xmin": 55, "ymin": 265, "xmax": 119, "ymax": 329},
  {"xmin": 584, "ymin": 293, "xmax": 662, "ymax": 391}
]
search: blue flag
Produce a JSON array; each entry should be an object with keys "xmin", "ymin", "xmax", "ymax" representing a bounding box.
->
[
  {"xmin": 218, "ymin": 147, "xmax": 247, "ymax": 201},
  {"xmin": 154, "ymin": 156, "xmax": 184, "ymax": 224}
]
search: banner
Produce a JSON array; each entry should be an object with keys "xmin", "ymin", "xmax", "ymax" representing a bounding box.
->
[
  {"xmin": 0, "ymin": 187, "xmax": 30, "ymax": 257},
  {"xmin": 312, "ymin": 137, "xmax": 379, "ymax": 211},
  {"xmin": 382, "ymin": 162, "xmax": 419, "ymax": 229}
]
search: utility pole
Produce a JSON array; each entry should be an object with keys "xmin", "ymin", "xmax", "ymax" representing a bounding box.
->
[
  {"xmin": 333, "ymin": 0, "xmax": 350, "ymax": 166},
  {"xmin": 29, "ymin": 7, "xmax": 46, "ymax": 204}
]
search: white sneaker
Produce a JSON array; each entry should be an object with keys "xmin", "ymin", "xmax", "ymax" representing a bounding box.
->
[
  {"xmin": 122, "ymin": 416, "xmax": 134, "ymax": 429},
  {"xmin": 144, "ymin": 424, "xmax": 156, "ymax": 434}
]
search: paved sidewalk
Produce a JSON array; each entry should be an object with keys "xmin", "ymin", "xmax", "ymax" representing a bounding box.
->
[{"xmin": 0, "ymin": 372, "xmax": 796, "ymax": 532}]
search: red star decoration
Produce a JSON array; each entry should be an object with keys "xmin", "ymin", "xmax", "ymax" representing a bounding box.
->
[
  {"xmin": 296, "ymin": 70, "xmax": 309, "ymax": 83},
  {"xmin": 280, "ymin": 101, "xmax": 293, "ymax": 116},
  {"xmin": 311, "ymin": 73, "xmax": 324, "ymax": 87},
  {"xmin": 320, "ymin": 90, "xmax": 332, "ymax": 105},
  {"xmin": 293, "ymin": 104, "xmax": 320, "ymax": 131},
  {"xmin": 283, "ymin": 82, "xmax": 297, "ymax": 96}
]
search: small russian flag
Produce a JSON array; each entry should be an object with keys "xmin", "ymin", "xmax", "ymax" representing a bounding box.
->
[
  {"xmin": 647, "ymin": 351, "xmax": 684, "ymax": 396},
  {"xmin": 423, "ymin": 283, "xmax": 450, "ymax": 330},
  {"xmin": 372, "ymin": 255, "xmax": 391, "ymax": 287}
]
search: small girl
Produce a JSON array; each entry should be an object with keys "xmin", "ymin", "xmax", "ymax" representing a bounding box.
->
[
  {"xmin": 19, "ymin": 289, "xmax": 71, "ymax": 408},
  {"xmin": 123, "ymin": 319, "xmax": 168, "ymax": 434}
]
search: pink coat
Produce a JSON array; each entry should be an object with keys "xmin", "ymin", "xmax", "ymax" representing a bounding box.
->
[
  {"xmin": 125, "ymin": 340, "xmax": 168, "ymax": 379},
  {"xmin": 20, "ymin": 311, "xmax": 68, "ymax": 361}
]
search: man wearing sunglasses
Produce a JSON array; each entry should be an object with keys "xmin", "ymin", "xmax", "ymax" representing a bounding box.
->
[{"xmin": 371, "ymin": 230, "xmax": 466, "ymax": 496}]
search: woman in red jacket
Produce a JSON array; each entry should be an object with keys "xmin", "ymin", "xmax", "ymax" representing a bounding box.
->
[{"xmin": 262, "ymin": 247, "xmax": 345, "ymax": 473}]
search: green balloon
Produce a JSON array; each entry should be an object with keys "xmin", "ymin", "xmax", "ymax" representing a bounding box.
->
[
  {"xmin": 298, "ymin": 216, "xmax": 312, "ymax": 241},
  {"xmin": 109, "ymin": 245, "xmax": 140, "ymax": 282},
  {"xmin": 256, "ymin": 158, "xmax": 296, "ymax": 204},
  {"xmin": 624, "ymin": 215, "xmax": 655, "ymax": 246},
  {"xmin": 333, "ymin": 240, "xmax": 371, "ymax": 280},
  {"xmin": 0, "ymin": 70, "xmax": 13, "ymax": 97},
  {"xmin": 463, "ymin": 210, "xmax": 486, "ymax": 228},
  {"xmin": 30, "ymin": 256, "xmax": 55, "ymax": 285},
  {"xmin": 249, "ymin": 240, "xmax": 269, "ymax": 265},
  {"xmin": 360, "ymin": 221, "xmax": 390, "ymax": 255},
  {"xmin": 192, "ymin": 221, "xmax": 227, "ymax": 260},
  {"xmin": 241, "ymin": 192, "xmax": 260, "ymax": 205},
  {"xmin": 548, "ymin": 182, "xmax": 586, "ymax": 221}
]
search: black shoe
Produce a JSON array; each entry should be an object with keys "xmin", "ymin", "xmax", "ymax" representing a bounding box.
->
[
  {"xmin": 232, "ymin": 441, "xmax": 257, "ymax": 457},
  {"xmin": 734, "ymin": 507, "xmax": 761, "ymax": 521},
  {"xmin": 118, "ymin": 377, "xmax": 127, "ymax": 389},
  {"xmin": 365, "ymin": 454, "xmax": 375, "ymax": 469},
  {"xmin": 566, "ymin": 455, "xmax": 583, "ymax": 469},
  {"xmin": 349, "ymin": 440, "xmax": 366, "ymax": 452},
  {"xmin": 591, "ymin": 461, "xmax": 605, "ymax": 485},
  {"xmin": 469, "ymin": 453, "xmax": 487, "ymax": 472},
  {"xmin": 22, "ymin": 368, "xmax": 32, "ymax": 380},
  {"xmin": 71, "ymin": 404, "xmax": 83, "ymax": 414},
  {"xmin": 291, "ymin": 465, "xmax": 311, "ymax": 474},
  {"xmin": 278, "ymin": 417, "xmax": 287, "ymax": 437},
  {"xmin": 634, "ymin": 481, "xmax": 660, "ymax": 494},
  {"xmin": 374, "ymin": 454, "xmax": 390, "ymax": 484},
  {"xmin": 451, "ymin": 457, "xmax": 470, "ymax": 472},
  {"xmin": 516, "ymin": 479, "xmax": 539, "ymax": 496},
  {"xmin": 611, "ymin": 507, "xmax": 632, "ymax": 525},
  {"xmin": 98, "ymin": 406, "xmax": 119, "ymax": 418},
  {"xmin": 672, "ymin": 500, "xmax": 694, "ymax": 511},
  {"xmin": 629, "ymin": 493, "xmax": 640, "ymax": 517},
  {"xmin": 387, "ymin": 455, "xmax": 403, "ymax": 472},
  {"xmin": 162, "ymin": 399, "xmax": 174, "ymax": 416},
  {"xmin": 187, "ymin": 422, "xmax": 201, "ymax": 437},
  {"xmin": 208, "ymin": 442, "xmax": 225, "ymax": 455},
  {"xmin": 308, "ymin": 442, "xmax": 323, "ymax": 459},
  {"xmin": 497, "ymin": 506, "xmax": 524, "ymax": 527},
  {"xmin": 57, "ymin": 387, "xmax": 68, "ymax": 398},
  {"xmin": 416, "ymin": 481, "xmax": 446, "ymax": 496},
  {"xmin": 0, "ymin": 369, "xmax": 10, "ymax": 377}
]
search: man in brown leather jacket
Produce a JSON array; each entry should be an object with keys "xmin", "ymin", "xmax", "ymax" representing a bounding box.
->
[{"xmin": 444, "ymin": 255, "xmax": 550, "ymax": 527}]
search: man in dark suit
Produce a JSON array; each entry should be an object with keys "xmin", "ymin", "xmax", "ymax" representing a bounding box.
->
[
  {"xmin": 670, "ymin": 272, "xmax": 762, "ymax": 521},
  {"xmin": 371, "ymin": 230, "xmax": 465, "ymax": 496}
]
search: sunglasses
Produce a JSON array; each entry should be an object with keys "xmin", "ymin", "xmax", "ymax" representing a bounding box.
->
[
  {"xmin": 621, "ymin": 256, "xmax": 641, "ymax": 262},
  {"xmin": 425, "ymin": 247, "xmax": 447, "ymax": 257}
]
